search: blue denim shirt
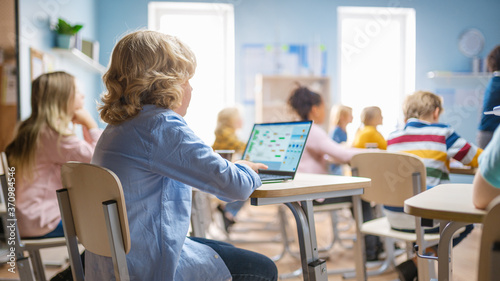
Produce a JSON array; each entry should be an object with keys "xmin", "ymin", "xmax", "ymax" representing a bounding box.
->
[{"xmin": 86, "ymin": 105, "xmax": 261, "ymax": 281}]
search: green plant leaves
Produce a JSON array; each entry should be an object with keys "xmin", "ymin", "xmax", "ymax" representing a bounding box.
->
[{"xmin": 56, "ymin": 18, "xmax": 83, "ymax": 35}]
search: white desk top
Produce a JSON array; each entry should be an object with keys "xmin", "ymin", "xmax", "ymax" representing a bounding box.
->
[
  {"xmin": 404, "ymin": 183, "xmax": 486, "ymax": 223},
  {"xmin": 251, "ymin": 173, "xmax": 371, "ymax": 198}
]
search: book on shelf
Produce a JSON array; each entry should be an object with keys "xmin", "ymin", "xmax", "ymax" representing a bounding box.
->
[{"xmin": 81, "ymin": 39, "xmax": 99, "ymax": 62}]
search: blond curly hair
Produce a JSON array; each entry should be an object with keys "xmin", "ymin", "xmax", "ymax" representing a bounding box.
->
[
  {"xmin": 403, "ymin": 90, "xmax": 443, "ymax": 121},
  {"xmin": 100, "ymin": 30, "xmax": 197, "ymax": 125}
]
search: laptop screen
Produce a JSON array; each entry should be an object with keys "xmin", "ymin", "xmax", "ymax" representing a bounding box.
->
[{"xmin": 242, "ymin": 121, "xmax": 312, "ymax": 172}]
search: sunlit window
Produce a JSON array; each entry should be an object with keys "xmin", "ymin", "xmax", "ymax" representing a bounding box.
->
[
  {"xmin": 149, "ymin": 2, "xmax": 235, "ymax": 144},
  {"xmin": 338, "ymin": 7, "xmax": 415, "ymax": 141}
]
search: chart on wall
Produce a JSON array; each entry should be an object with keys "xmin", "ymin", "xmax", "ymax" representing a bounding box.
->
[{"xmin": 241, "ymin": 43, "xmax": 327, "ymax": 102}]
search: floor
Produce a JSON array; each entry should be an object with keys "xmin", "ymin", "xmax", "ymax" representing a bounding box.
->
[{"xmin": 0, "ymin": 202, "xmax": 480, "ymax": 281}]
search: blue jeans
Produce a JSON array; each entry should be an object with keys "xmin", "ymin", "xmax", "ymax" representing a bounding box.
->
[
  {"xmin": 189, "ymin": 237, "xmax": 278, "ymax": 281},
  {"xmin": 25, "ymin": 220, "xmax": 65, "ymax": 239}
]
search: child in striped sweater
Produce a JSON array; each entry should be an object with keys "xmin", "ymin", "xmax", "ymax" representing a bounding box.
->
[{"xmin": 387, "ymin": 90, "xmax": 482, "ymax": 280}]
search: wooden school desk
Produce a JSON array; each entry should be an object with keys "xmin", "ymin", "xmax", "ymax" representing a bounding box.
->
[
  {"xmin": 404, "ymin": 184, "xmax": 486, "ymax": 281},
  {"xmin": 250, "ymin": 173, "xmax": 371, "ymax": 281},
  {"xmin": 449, "ymin": 166, "xmax": 477, "ymax": 176}
]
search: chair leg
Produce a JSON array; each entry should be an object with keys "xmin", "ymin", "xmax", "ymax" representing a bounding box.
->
[
  {"xmin": 343, "ymin": 237, "xmax": 398, "ymax": 279},
  {"xmin": 16, "ymin": 256, "xmax": 36, "ymax": 281},
  {"xmin": 28, "ymin": 249, "xmax": 46, "ymax": 281}
]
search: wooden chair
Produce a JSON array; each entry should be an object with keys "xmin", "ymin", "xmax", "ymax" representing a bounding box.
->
[
  {"xmin": 0, "ymin": 152, "xmax": 67, "ymax": 281},
  {"xmin": 58, "ymin": 162, "xmax": 131, "ymax": 281},
  {"xmin": 348, "ymin": 151, "xmax": 440, "ymax": 280},
  {"xmin": 478, "ymin": 195, "xmax": 500, "ymax": 281}
]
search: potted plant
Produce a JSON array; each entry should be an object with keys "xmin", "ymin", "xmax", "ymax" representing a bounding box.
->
[{"xmin": 54, "ymin": 18, "xmax": 83, "ymax": 49}]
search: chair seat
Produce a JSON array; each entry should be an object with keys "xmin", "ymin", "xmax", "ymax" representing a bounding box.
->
[
  {"xmin": 22, "ymin": 237, "xmax": 67, "ymax": 249},
  {"xmin": 361, "ymin": 217, "xmax": 441, "ymax": 243}
]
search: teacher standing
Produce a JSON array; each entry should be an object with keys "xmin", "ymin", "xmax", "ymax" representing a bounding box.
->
[{"xmin": 477, "ymin": 45, "xmax": 500, "ymax": 148}]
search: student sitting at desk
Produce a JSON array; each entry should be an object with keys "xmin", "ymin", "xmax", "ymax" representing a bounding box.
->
[
  {"xmin": 288, "ymin": 86, "xmax": 361, "ymax": 174},
  {"xmin": 5, "ymin": 71, "xmax": 102, "ymax": 281},
  {"xmin": 212, "ymin": 106, "xmax": 248, "ymax": 232},
  {"xmin": 88, "ymin": 30, "xmax": 277, "ymax": 281},
  {"xmin": 387, "ymin": 90, "xmax": 482, "ymax": 280},
  {"xmin": 352, "ymin": 106, "xmax": 387, "ymax": 149},
  {"xmin": 329, "ymin": 104, "xmax": 353, "ymax": 175},
  {"xmin": 212, "ymin": 106, "xmax": 246, "ymax": 155},
  {"xmin": 287, "ymin": 86, "xmax": 385, "ymax": 261},
  {"xmin": 473, "ymin": 126, "xmax": 500, "ymax": 209}
]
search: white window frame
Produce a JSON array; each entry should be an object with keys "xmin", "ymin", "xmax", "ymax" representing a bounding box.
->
[{"xmin": 148, "ymin": 2, "xmax": 235, "ymax": 143}]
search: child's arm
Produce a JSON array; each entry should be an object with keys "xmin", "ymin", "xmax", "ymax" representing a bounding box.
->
[
  {"xmin": 375, "ymin": 131, "xmax": 387, "ymax": 150},
  {"xmin": 447, "ymin": 130, "xmax": 483, "ymax": 167},
  {"xmin": 313, "ymin": 125, "xmax": 362, "ymax": 163}
]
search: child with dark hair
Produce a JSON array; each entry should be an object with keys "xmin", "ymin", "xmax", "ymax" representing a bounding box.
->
[
  {"xmin": 287, "ymin": 86, "xmax": 385, "ymax": 261},
  {"xmin": 288, "ymin": 86, "xmax": 360, "ymax": 173}
]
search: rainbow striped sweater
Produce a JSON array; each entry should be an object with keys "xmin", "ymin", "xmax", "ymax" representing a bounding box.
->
[
  {"xmin": 384, "ymin": 118, "xmax": 482, "ymax": 230},
  {"xmin": 387, "ymin": 118, "xmax": 482, "ymax": 188}
]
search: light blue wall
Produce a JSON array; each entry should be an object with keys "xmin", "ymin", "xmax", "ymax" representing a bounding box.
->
[
  {"xmin": 94, "ymin": 0, "xmax": 500, "ymax": 143},
  {"xmin": 95, "ymin": 0, "xmax": 500, "ymax": 89},
  {"xmin": 18, "ymin": 0, "xmax": 102, "ymax": 125},
  {"xmin": 18, "ymin": 0, "xmax": 500, "ymax": 140}
]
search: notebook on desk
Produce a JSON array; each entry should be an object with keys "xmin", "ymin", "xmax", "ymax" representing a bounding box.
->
[{"xmin": 242, "ymin": 120, "xmax": 312, "ymax": 183}]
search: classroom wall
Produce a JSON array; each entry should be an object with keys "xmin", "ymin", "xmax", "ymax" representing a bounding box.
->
[
  {"xmin": 18, "ymin": 0, "xmax": 102, "ymax": 125},
  {"xmin": 94, "ymin": 0, "xmax": 500, "ymax": 143},
  {"xmin": 15, "ymin": 0, "xmax": 498, "ymax": 141}
]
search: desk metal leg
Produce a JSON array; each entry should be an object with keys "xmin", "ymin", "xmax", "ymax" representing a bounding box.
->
[
  {"xmin": 437, "ymin": 221, "xmax": 467, "ymax": 281},
  {"xmin": 285, "ymin": 201, "xmax": 328, "ymax": 281},
  {"xmin": 352, "ymin": 195, "xmax": 367, "ymax": 281}
]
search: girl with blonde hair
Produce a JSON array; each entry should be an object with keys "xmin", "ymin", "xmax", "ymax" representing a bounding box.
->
[
  {"xmin": 89, "ymin": 30, "xmax": 277, "ymax": 281},
  {"xmin": 329, "ymin": 105, "xmax": 353, "ymax": 175},
  {"xmin": 352, "ymin": 106, "xmax": 387, "ymax": 149},
  {"xmin": 212, "ymin": 106, "xmax": 246, "ymax": 154},
  {"xmin": 6, "ymin": 71, "xmax": 101, "ymax": 239}
]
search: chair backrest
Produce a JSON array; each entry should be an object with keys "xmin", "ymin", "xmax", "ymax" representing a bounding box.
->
[
  {"xmin": 478, "ymin": 195, "xmax": 500, "ymax": 281},
  {"xmin": 350, "ymin": 151, "xmax": 427, "ymax": 206},
  {"xmin": 60, "ymin": 162, "xmax": 131, "ymax": 256}
]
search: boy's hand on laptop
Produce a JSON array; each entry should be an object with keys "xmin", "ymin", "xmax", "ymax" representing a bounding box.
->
[{"xmin": 235, "ymin": 160, "xmax": 268, "ymax": 173}]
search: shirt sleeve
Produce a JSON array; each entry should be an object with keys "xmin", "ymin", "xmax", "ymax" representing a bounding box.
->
[
  {"xmin": 56, "ymin": 128, "xmax": 103, "ymax": 163},
  {"xmin": 310, "ymin": 125, "xmax": 362, "ymax": 164},
  {"xmin": 479, "ymin": 127, "xmax": 500, "ymax": 188},
  {"xmin": 446, "ymin": 128, "xmax": 483, "ymax": 167},
  {"xmin": 150, "ymin": 115, "xmax": 261, "ymax": 202},
  {"xmin": 374, "ymin": 131, "xmax": 387, "ymax": 150}
]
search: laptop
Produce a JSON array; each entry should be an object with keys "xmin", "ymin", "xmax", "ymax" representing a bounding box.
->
[{"xmin": 242, "ymin": 120, "xmax": 312, "ymax": 183}]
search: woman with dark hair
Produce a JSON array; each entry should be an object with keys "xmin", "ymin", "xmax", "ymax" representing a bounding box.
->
[{"xmin": 477, "ymin": 45, "xmax": 500, "ymax": 148}]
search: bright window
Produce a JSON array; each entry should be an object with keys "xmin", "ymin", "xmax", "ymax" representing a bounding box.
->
[
  {"xmin": 338, "ymin": 7, "xmax": 415, "ymax": 141},
  {"xmin": 149, "ymin": 2, "xmax": 235, "ymax": 144}
]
